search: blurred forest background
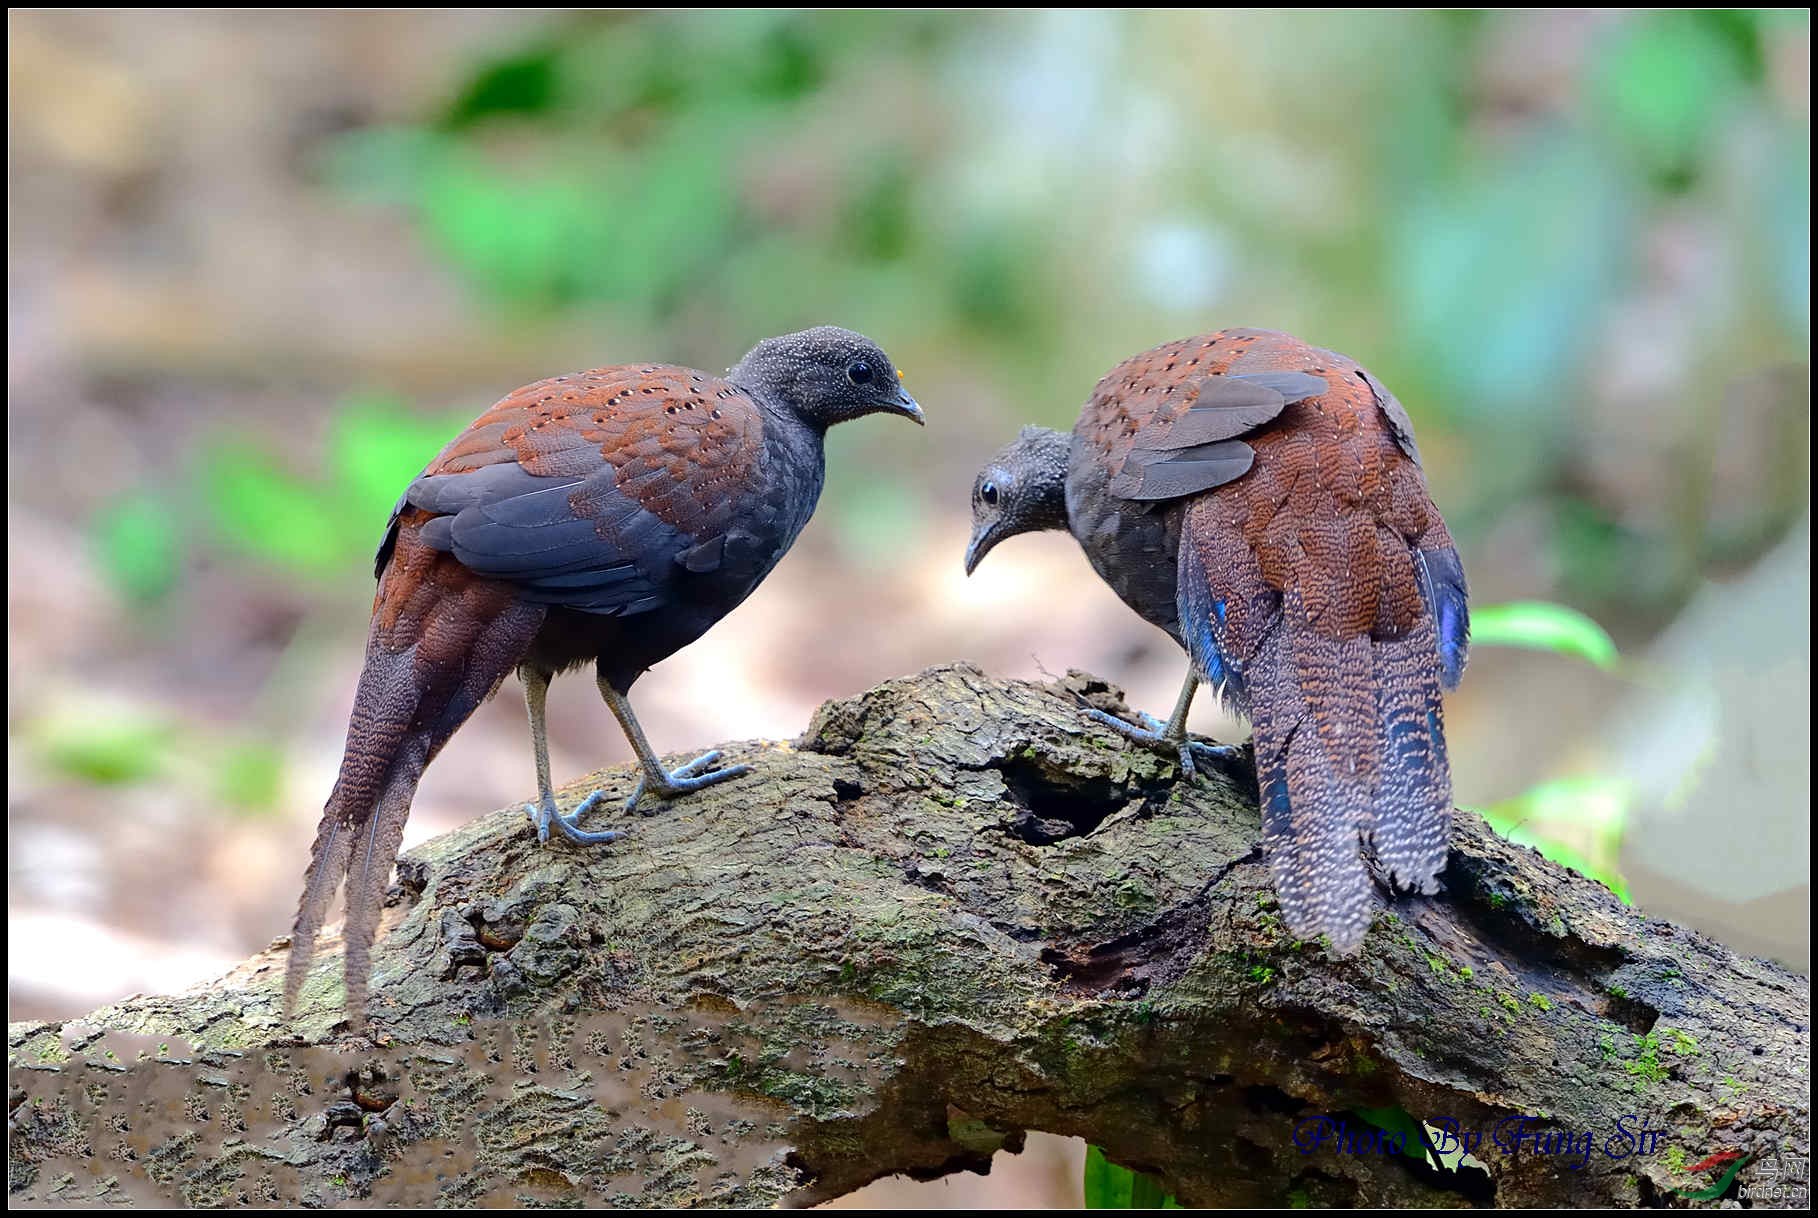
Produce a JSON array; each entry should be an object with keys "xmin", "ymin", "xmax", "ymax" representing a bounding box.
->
[{"xmin": 6, "ymin": 10, "xmax": 1810, "ymax": 1206}]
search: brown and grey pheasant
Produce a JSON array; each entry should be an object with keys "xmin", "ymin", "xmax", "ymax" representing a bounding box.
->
[
  {"xmin": 288, "ymin": 326, "xmax": 922, "ymax": 1023},
  {"xmin": 965, "ymin": 328, "xmax": 1468, "ymax": 951}
]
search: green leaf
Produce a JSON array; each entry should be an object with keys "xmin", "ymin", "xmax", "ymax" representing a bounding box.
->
[
  {"xmin": 1471, "ymin": 601, "xmax": 1619, "ymax": 670},
  {"xmin": 420, "ymin": 160, "xmax": 607, "ymax": 307},
  {"xmin": 39, "ymin": 712, "xmax": 172, "ymax": 786},
  {"xmin": 1593, "ymin": 13, "xmax": 1746, "ymax": 183},
  {"xmin": 216, "ymin": 741, "xmax": 285, "ymax": 815},
  {"xmin": 202, "ymin": 444, "xmax": 347, "ymax": 575},
  {"xmin": 1083, "ymin": 1145, "xmax": 1180, "ymax": 1208},
  {"xmin": 328, "ymin": 396, "xmax": 466, "ymax": 526},
  {"xmin": 443, "ymin": 45, "xmax": 564, "ymax": 127},
  {"xmin": 93, "ymin": 493, "xmax": 181, "ymax": 605}
]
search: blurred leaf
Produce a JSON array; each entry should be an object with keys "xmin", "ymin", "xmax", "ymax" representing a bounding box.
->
[
  {"xmin": 745, "ymin": 18, "xmax": 826, "ymax": 100},
  {"xmin": 419, "ymin": 160, "xmax": 608, "ymax": 308},
  {"xmin": 1548, "ymin": 497, "xmax": 1684, "ymax": 611},
  {"xmin": 203, "ymin": 443, "xmax": 346, "ymax": 575},
  {"xmin": 1767, "ymin": 125, "xmax": 1811, "ymax": 337},
  {"xmin": 216, "ymin": 741, "xmax": 285, "ymax": 815},
  {"xmin": 1481, "ymin": 775, "xmax": 1633, "ymax": 902},
  {"xmin": 329, "ymin": 396, "xmax": 464, "ymax": 525},
  {"xmin": 444, "ymin": 45, "xmax": 563, "ymax": 127},
  {"xmin": 1392, "ymin": 132, "xmax": 1627, "ymax": 419},
  {"xmin": 93, "ymin": 493, "xmax": 181, "ymax": 605},
  {"xmin": 39, "ymin": 713, "xmax": 172, "ymax": 786},
  {"xmin": 1472, "ymin": 601, "xmax": 1620, "ymax": 671},
  {"xmin": 1083, "ymin": 1145, "xmax": 1180, "ymax": 1209},
  {"xmin": 1593, "ymin": 13, "xmax": 1747, "ymax": 186},
  {"xmin": 842, "ymin": 149, "xmax": 915, "ymax": 262},
  {"xmin": 951, "ymin": 219, "xmax": 1042, "ymax": 336},
  {"xmin": 595, "ymin": 116, "xmax": 740, "ymax": 312}
]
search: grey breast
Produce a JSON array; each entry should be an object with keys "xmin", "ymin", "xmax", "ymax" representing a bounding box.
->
[{"xmin": 1065, "ymin": 437, "xmax": 1185, "ymax": 642}]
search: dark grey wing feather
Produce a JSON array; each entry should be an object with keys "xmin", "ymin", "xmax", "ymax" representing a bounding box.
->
[
  {"xmin": 1134, "ymin": 371, "xmax": 1328, "ymax": 452},
  {"xmin": 1108, "ymin": 440, "xmax": 1256, "ymax": 501},
  {"xmin": 374, "ymin": 486, "xmax": 413, "ymax": 578},
  {"xmin": 1232, "ymin": 370, "xmax": 1330, "ymax": 401},
  {"xmin": 402, "ymin": 464, "xmax": 678, "ymax": 616},
  {"xmin": 1357, "ymin": 369, "xmax": 1422, "ymax": 466}
]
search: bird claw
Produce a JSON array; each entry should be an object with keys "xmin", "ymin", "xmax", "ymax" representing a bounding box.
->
[
  {"xmin": 1180, "ymin": 739, "xmax": 1250, "ymax": 783},
  {"xmin": 524, "ymin": 791, "xmax": 624, "ymax": 847},
  {"xmin": 1083, "ymin": 708, "xmax": 1247, "ymax": 783},
  {"xmin": 624, "ymin": 750, "xmax": 752, "ymax": 813}
]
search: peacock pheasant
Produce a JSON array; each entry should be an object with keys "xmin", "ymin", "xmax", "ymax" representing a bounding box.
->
[
  {"xmin": 965, "ymin": 328, "xmax": 1468, "ymax": 951},
  {"xmin": 287, "ymin": 326, "xmax": 922, "ymax": 1024}
]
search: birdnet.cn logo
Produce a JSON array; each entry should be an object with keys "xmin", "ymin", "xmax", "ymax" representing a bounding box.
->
[
  {"xmin": 1733, "ymin": 1146, "xmax": 1810, "ymax": 1205},
  {"xmin": 1671, "ymin": 1143, "xmax": 1809, "ymax": 1203}
]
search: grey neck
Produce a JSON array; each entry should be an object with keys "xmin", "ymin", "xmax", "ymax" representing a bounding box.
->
[{"xmin": 1015, "ymin": 426, "xmax": 1072, "ymax": 532}]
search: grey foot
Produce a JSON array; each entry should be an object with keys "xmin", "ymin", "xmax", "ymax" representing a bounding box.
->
[
  {"xmin": 624, "ymin": 750, "xmax": 752, "ymax": 813},
  {"xmin": 525, "ymin": 791, "xmax": 624, "ymax": 846},
  {"xmin": 1084, "ymin": 708, "xmax": 1247, "ymax": 782}
]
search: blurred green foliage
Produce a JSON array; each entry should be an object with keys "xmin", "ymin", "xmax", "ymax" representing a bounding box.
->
[
  {"xmin": 1471, "ymin": 599, "xmax": 1630, "ymax": 900},
  {"xmin": 1482, "ymin": 776, "xmax": 1633, "ymax": 903},
  {"xmin": 202, "ymin": 396, "xmax": 468, "ymax": 580},
  {"xmin": 36, "ymin": 708, "xmax": 290, "ymax": 818},
  {"xmin": 37, "ymin": 711, "xmax": 173, "ymax": 787},
  {"xmin": 1472, "ymin": 602, "xmax": 1621, "ymax": 672},
  {"xmin": 64, "ymin": 10, "xmax": 1809, "ymax": 855},
  {"xmin": 1082, "ymin": 1145, "xmax": 1180, "ymax": 1209},
  {"xmin": 215, "ymin": 741, "xmax": 287, "ymax": 816},
  {"xmin": 92, "ymin": 395, "xmax": 466, "ymax": 602},
  {"xmin": 92, "ymin": 494, "xmax": 181, "ymax": 606},
  {"xmin": 1593, "ymin": 11, "xmax": 1755, "ymax": 186},
  {"xmin": 78, "ymin": 395, "xmax": 469, "ymax": 818}
]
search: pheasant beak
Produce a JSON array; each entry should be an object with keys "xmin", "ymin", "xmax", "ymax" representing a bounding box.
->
[
  {"xmin": 963, "ymin": 522, "xmax": 999, "ymax": 576},
  {"xmin": 890, "ymin": 386, "xmax": 925, "ymax": 426}
]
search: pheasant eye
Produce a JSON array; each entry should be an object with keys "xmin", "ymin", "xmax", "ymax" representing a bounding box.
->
[
  {"xmin": 980, "ymin": 481, "xmax": 1000, "ymax": 507},
  {"xmin": 847, "ymin": 361, "xmax": 873, "ymax": 385}
]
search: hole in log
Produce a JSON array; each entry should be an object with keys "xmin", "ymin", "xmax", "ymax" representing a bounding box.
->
[
  {"xmin": 1244, "ymin": 1083, "xmax": 1307, "ymax": 1116},
  {"xmin": 992, "ymin": 752, "xmax": 1140, "ymax": 845},
  {"xmin": 1039, "ymin": 898, "xmax": 1212, "ymax": 996}
]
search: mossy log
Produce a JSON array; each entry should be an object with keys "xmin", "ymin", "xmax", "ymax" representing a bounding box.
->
[{"xmin": 8, "ymin": 665, "xmax": 1810, "ymax": 1207}]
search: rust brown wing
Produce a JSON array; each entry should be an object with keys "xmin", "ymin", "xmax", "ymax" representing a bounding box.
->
[{"xmin": 375, "ymin": 365, "xmax": 767, "ymax": 615}]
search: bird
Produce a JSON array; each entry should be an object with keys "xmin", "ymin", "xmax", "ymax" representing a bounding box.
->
[
  {"xmin": 964, "ymin": 328, "xmax": 1468, "ymax": 951},
  {"xmin": 286, "ymin": 325, "xmax": 923, "ymax": 1022}
]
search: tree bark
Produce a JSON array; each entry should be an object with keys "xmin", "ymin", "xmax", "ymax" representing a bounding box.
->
[{"xmin": 8, "ymin": 665, "xmax": 1810, "ymax": 1208}]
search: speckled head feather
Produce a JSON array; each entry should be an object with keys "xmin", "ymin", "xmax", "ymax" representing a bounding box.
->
[
  {"xmin": 728, "ymin": 325, "xmax": 922, "ymax": 430},
  {"xmin": 964, "ymin": 425, "xmax": 1072, "ymax": 574}
]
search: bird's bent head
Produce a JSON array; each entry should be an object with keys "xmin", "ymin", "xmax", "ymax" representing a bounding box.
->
[
  {"xmin": 965, "ymin": 425, "xmax": 1071, "ymax": 575},
  {"xmin": 730, "ymin": 326, "xmax": 923, "ymax": 429}
]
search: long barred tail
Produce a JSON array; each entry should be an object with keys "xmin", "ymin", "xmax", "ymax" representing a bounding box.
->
[
  {"xmin": 282, "ymin": 628, "xmax": 438, "ymax": 1022},
  {"xmin": 1178, "ymin": 504, "xmax": 1467, "ymax": 952},
  {"xmin": 284, "ymin": 530, "xmax": 545, "ymax": 1025}
]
